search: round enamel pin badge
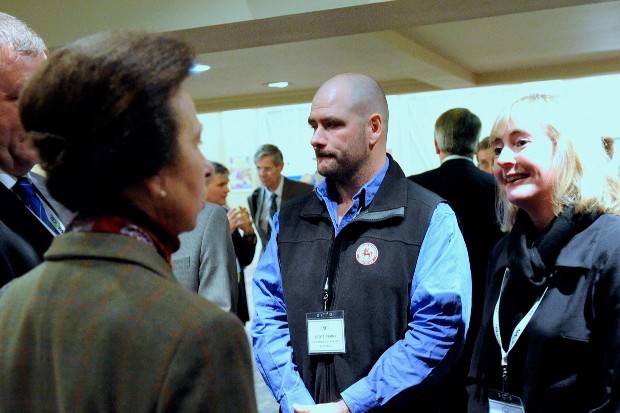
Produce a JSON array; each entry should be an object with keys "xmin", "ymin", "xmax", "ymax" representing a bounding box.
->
[{"xmin": 355, "ymin": 242, "xmax": 378, "ymax": 265}]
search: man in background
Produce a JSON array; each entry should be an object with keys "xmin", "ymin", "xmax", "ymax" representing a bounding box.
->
[
  {"xmin": 252, "ymin": 74, "xmax": 471, "ymax": 413},
  {"xmin": 171, "ymin": 199, "xmax": 238, "ymax": 313},
  {"xmin": 409, "ymin": 108, "xmax": 502, "ymax": 412},
  {"xmin": 247, "ymin": 143, "xmax": 313, "ymax": 253},
  {"xmin": 0, "ymin": 12, "xmax": 72, "ymax": 286},
  {"xmin": 476, "ymin": 136, "xmax": 495, "ymax": 174},
  {"xmin": 204, "ymin": 161, "xmax": 257, "ymax": 323}
]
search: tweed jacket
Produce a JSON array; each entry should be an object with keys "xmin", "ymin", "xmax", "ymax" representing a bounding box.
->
[
  {"xmin": 0, "ymin": 231, "xmax": 257, "ymax": 413},
  {"xmin": 247, "ymin": 176, "xmax": 313, "ymax": 253},
  {"xmin": 172, "ymin": 203, "xmax": 237, "ymax": 312},
  {"xmin": 0, "ymin": 172, "xmax": 73, "ymax": 285}
]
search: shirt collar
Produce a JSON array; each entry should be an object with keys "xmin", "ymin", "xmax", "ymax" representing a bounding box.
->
[
  {"xmin": 316, "ymin": 156, "xmax": 390, "ymax": 233},
  {"xmin": 265, "ymin": 175, "xmax": 284, "ymax": 198},
  {"xmin": 0, "ymin": 169, "xmax": 33, "ymax": 190},
  {"xmin": 441, "ymin": 154, "xmax": 474, "ymax": 165}
]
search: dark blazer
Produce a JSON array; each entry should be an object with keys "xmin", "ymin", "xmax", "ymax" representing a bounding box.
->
[
  {"xmin": 232, "ymin": 229, "xmax": 256, "ymax": 268},
  {"xmin": 0, "ymin": 172, "xmax": 72, "ymax": 285},
  {"xmin": 0, "ymin": 220, "xmax": 40, "ymax": 285},
  {"xmin": 409, "ymin": 158, "xmax": 502, "ymax": 412},
  {"xmin": 247, "ymin": 176, "xmax": 313, "ymax": 252},
  {"xmin": 0, "ymin": 231, "xmax": 257, "ymax": 412},
  {"xmin": 231, "ymin": 229, "xmax": 256, "ymax": 323}
]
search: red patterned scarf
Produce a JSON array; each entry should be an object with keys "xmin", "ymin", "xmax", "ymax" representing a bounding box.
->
[{"xmin": 71, "ymin": 211, "xmax": 179, "ymax": 264}]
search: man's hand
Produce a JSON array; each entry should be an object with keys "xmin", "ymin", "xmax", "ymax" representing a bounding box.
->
[
  {"xmin": 227, "ymin": 207, "xmax": 254, "ymax": 235},
  {"xmin": 293, "ymin": 400, "xmax": 351, "ymax": 413}
]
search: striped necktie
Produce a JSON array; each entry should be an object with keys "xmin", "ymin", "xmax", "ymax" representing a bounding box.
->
[
  {"xmin": 14, "ymin": 177, "xmax": 57, "ymax": 234},
  {"xmin": 269, "ymin": 193, "xmax": 278, "ymax": 218},
  {"xmin": 266, "ymin": 193, "xmax": 278, "ymax": 240}
]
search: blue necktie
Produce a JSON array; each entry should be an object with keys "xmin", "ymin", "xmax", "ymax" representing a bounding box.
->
[{"xmin": 14, "ymin": 177, "xmax": 57, "ymax": 234}]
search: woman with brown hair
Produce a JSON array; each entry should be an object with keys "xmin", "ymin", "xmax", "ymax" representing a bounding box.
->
[{"xmin": 0, "ymin": 31, "xmax": 256, "ymax": 412}]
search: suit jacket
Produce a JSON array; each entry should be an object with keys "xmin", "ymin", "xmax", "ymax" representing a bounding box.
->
[
  {"xmin": 231, "ymin": 229, "xmax": 256, "ymax": 269},
  {"xmin": 410, "ymin": 159, "xmax": 502, "ymax": 325},
  {"xmin": 0, "ymin": 231, "xmax": 257, "ymax": 412},
  {"xmin": 0, "ymin": 220, "xmax": 39, "ymax": 286},
  {"xmin": 247, "ymin": 176, "xmax": 313, "ymax": 252},
  {"xmin": 0, "ymin": 172, "xmax": 72, "ymax": 285},
  {"xmin": 409, "ymin": 158, "xmax": 502, "ymax": 411},
  {"xmin": 172, "ymin": 202, "xmax": 238, "ymax": 312},
  {"xmin": 231, "ymin": 228, "xmax": 257, "ymax": 323}
]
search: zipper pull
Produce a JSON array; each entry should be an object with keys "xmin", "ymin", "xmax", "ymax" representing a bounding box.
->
[{"xmin": 322, "ymin": 278, "xmax": 329, "ymax": 312}]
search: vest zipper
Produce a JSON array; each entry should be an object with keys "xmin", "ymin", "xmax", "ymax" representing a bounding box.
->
[{"xmin": 322, "ymin": 231, "xmax": 342, "ymax": 311}]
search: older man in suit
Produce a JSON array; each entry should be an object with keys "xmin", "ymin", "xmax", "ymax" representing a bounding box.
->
[
  {"xmin": 409, "ymin": 107, "xmax": 502, "ymax": 413},
  {"xmin": 0, "ymin": 13, "xmax": 72, "ymax": 286},
  {"xmin": 247, "ymin": 144, "xmax": 313, "ymax": 253}
]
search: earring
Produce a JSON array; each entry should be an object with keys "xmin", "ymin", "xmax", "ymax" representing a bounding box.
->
[{"xmin": 159, "ymin": 189, "xmax": 167, "ymax": 198}]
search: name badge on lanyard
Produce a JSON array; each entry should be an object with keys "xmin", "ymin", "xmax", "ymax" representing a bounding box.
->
[
  {"xmin": 489, "ymin": 268, "xmax": 552, "ymax": 413},
  {"xmin": 488, "ymin": 389, "xmax": 525, "ymax": 412},
  {"xmin": 306, "ymin": 311, "xmax": 346, "ymax": 355}
]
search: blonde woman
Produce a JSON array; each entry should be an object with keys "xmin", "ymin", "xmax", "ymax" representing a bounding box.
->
[{"xmin": 468, "ymin": 94, "xmax": 620, "ymax": 412}]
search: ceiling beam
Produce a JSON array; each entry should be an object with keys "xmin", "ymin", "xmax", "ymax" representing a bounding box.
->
[
  {"xmin": 476, "ymin": 55, "xmax": 620, "ymax": 85},
  {"xmin": 166, "ymin": 0, "xmax": 608, "ymax": 53},
  {"xmin": 374, "ymin": 30, "xmax": 475, "ymax": 89}
]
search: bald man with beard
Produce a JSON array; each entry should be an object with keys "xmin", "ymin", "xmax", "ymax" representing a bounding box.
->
[{"xmin": 251, "ymin": 73, "xmax": 471, "ymax": 413}]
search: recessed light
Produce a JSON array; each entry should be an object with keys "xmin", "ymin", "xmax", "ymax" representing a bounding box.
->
[
  {"xmin": 190, "ymin": 63, "xmax": 211, "ymax": 74},
  {"xmin": 267, "ymin": 81, "xmax": 289, "ymax": 88}
]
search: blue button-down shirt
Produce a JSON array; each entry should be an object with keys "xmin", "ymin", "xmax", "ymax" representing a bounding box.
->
[{"xmin": 251, "ymin": 158, "xmax": 471, "ymax": 413}]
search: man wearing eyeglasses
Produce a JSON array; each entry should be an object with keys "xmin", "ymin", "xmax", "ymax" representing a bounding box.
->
[{"xmin": 247, "ymin": 144, "xmax": 313, "ymax": 254}]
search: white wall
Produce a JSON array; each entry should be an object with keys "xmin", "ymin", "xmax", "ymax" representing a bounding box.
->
[{"xmin": 198, "ymin": 73, "xmax": 620, "ymax": 209}]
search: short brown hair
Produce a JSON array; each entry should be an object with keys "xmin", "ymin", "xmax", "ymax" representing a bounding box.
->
[{"xmin": 20, "ymin": 31, "xmax": 195, "ymax": 214}]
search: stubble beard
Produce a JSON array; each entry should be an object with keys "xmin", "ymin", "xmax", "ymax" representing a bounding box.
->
[{"xmin": 316, "ymin": 154, "xmax": 361, "ymax": 186}]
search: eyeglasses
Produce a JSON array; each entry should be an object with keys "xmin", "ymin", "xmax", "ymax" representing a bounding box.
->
[{"xmin": 256, "ymin": 166, "xmax": 276, "ymax": 175}]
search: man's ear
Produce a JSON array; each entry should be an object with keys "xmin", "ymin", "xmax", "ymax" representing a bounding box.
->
[
  {"xmin": 434, "ymin": 139, "xmax": 441, "ymax": 155},
  {"xmin": 368, "ymin": 113, "xmax": 383, "ymax": 146}
]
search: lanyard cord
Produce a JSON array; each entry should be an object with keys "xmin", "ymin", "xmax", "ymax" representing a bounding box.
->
[
  {"xmin": 493, "ymin": 267, "xmax": 551, "ymax": 392},
  {"xmin": 322, "ymin": 234, "xmax": 343, "ymax": 312}
]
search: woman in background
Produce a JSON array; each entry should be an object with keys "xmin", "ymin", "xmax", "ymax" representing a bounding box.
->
[
  {"xmin": 467, "ymin": 94, "xmax": 620, "ymax": 412},
  {"xmin": 0, "ymin": 31, "xmax": 256, "ymax": 412}
]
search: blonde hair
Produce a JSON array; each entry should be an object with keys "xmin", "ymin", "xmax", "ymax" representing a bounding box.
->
[{"xmin": 494, "ymin": 94, "xmax": 620, "ymax": 231}]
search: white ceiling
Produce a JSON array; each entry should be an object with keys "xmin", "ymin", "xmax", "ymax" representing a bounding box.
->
[{"xmin": 4, "ymin": 0, "xmax": 620, "ymax": 112}]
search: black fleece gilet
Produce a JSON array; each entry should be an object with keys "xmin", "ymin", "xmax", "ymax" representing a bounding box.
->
[{"xmin": 277, "ymin": 158, "xmax": 443, "ymax": 405}]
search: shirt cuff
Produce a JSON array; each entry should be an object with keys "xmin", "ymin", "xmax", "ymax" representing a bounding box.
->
[
  {"xmin": 341, "ymin": 378, "xmax": 378, "ymax": 413},
  {"xmin": 280, "ymin": 385, "xmax": 316, "ymax": 413}
]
